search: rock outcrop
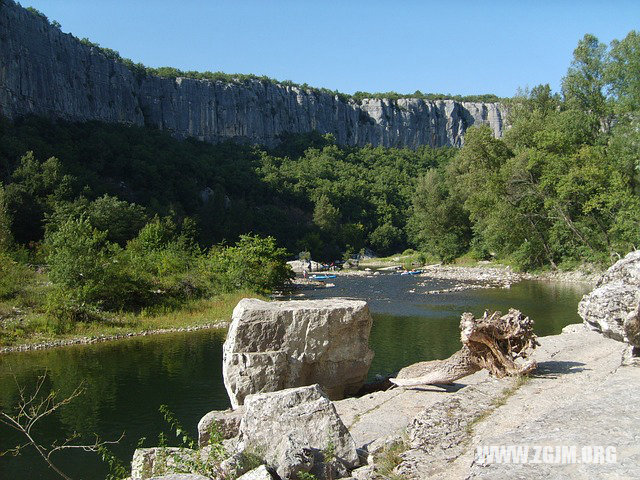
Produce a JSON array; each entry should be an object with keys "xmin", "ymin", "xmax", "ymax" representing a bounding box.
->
[
  {"xmin": 578, "ymin": 250, "xmax": 640, "ymax": 348},
  {"xmin": 222, "ymin": 298, "xmax": 374, "ymax": 408},
  {"xmin": 0, "ymin": 1, "xmax": 506, "ymax": 149},
  {"xmin": 238, "ymin": 385, "xmax": 360, "ymax": 480}
]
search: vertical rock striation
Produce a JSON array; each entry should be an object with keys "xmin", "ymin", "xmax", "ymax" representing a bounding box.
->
[{"xmin": 0, "ymin": 0, "xmax": 506, "ymax": 148}]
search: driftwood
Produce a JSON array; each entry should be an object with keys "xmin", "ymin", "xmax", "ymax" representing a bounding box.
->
[{"xmin": 391, "ymin": 309, "xmax": 539, "ymax": 387}]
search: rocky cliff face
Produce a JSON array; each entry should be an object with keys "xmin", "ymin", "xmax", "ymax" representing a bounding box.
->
[{"xmin": 0, "ymin": 1, "xmax": 506, "ymax": 148}]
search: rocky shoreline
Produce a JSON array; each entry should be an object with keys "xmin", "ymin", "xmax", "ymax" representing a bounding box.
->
[
  {"xmin": 129, "ymin": 322, "xmax": 639, "ymax": 479},
  {"xmin": 0, "ymin": 321, "xmax": 229, "ymax": 354},
  {"xmin": 127, "ymin": 253, "xmax": 637, "ymax": 479}
]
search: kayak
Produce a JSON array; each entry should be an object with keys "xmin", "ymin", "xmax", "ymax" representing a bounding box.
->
[
  {"xmin": 400, "ymin": 270, "xmax": 423, "ymax": 275},
  {"xmin": 310, "ymin": 274, "xmax": 338, "ymax": 280}
]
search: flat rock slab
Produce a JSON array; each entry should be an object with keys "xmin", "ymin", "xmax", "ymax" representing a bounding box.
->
[
  {"xmin": 401, "ymin": 326, "xmax": 636, "ymax": 479},
  {"xmin": 223, "ymin": 298, "xmax": 374, "ymax": 408},
  {"xmin": 334, "ymin": 369, "xmax": 490, "ymax": 453}
]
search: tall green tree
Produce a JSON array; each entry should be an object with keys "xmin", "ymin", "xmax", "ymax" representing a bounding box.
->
[
  {"xmin": 407, "ymin": 169, "xmax": 470, "ymax": 262},
  {"xmin": 606, "ymin": 30, "xmax": 640, "ymax": 113},
  {"xmin": 561, "ymin": 33, "xmax": 609, "ymax": 121}
]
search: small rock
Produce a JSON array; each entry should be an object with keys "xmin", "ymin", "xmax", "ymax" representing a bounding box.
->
[
  {"xmin": 131, "ymin": 447, "xmax": 197, "ymax": 480},
  {"xmin": 237, "ymin": 465, "xmax": 275, "ymax": 480},
  {"xmin": 197, "ymin": 408, "xmax": 244, "ymax": 447}
]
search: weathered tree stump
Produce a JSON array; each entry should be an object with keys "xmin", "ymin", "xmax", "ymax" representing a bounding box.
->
[{"xmin": 391, "ymin": 309, "xmax": 539, "ymax": 387}]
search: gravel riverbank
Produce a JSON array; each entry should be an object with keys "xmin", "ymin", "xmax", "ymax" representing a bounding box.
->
[{"xmin": 0, "ymin": 321, "xmax": 229, "ymax": 354}]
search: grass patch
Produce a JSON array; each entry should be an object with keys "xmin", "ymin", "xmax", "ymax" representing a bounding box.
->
[
  {"xmin": 0, "ymin": 276, "xmax": 259, "ymax": 348},
  {"xmin": 360, "ymin": 250, "xmax": 438, "ymax": 270},
  {"xmin": 375, "ymin": 439, "xmax": 408, "ymax": 479}
]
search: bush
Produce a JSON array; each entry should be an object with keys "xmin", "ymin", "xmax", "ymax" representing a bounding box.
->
[
  {"xmin": 45, "ymin": 216, "xmax": 147, "ymax": 310},
  {"xmin": 0, "ymin": 252, "xmax": 33, "ymax": 299},
  {"xmin": 45, "ymin": 288, "xmax": 106, "ymax": 333},
  {"xmin": 207, "ymin": 235, "xmax": 294, "ymax": 294}
]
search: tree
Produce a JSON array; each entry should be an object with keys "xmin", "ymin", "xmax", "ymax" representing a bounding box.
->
[
  {"xmin": 4, "ymin": 152, "xmax": 75, "ymax": 244},
  {"xmin": 207, "ymin": 235, "xmax": 294, "ymax": 294},
  {"xmin": 561, "ymin": 33, "xmax": 608, "ymax": 120},
  {"xmin": 408, "ymin": 170, "xmax": 470, "ymax": 262},
  {"xmin": 47, "ymin": 195, "xmax": 148, "ymax": 246},
  {"xmin": 44, "ymin": 217, "xmax": 139, "ymax": 311},
  {"xmin": 313, "ymin": 194, "xmax": 341, "ymax": 232},
  {"xmin": 606, "ymin": 30, "xmax": 640, "ymax": 113},
  {"xmin": 369, "ymin": 222, "xmax": 403, "ymax": 257}
]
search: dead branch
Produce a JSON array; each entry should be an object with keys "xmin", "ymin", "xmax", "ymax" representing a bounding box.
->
[
  {"xmin": 0, "ymin": 371, "xmax": 123, "ymax": 480},
  {"xmin": 391, "ymin": 309, "xmax": 539, "ymax": 387}
]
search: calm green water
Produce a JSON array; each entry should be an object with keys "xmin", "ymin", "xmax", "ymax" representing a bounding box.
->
[{"xmin": 0, "ymin": 277, "xmax": 589, "ymax": 479}]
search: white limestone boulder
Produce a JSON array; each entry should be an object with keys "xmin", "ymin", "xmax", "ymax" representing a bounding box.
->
[
  {"xmin": 222, "ymin": 298, "xmax": 374, "ymax": 408},
  {"xmin": 238, "ymin": 384, "xmax": 361, "ymax": 479},
  {"xmin": 578, "ymin": 251, "xmax": 640, "ymax": 347}
]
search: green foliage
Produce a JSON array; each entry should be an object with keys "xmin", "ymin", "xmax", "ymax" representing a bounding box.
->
[
  {"xmin": 25, "ymin": 6, "xmax": 48, "ymax": 21},
  {"xmin": 47, "ymin": 194, "xmax": 148, "ymax": 245},
  {"xmin": 606, "ymin": 31, "xmax": 640, "ymax": 113},
  {"xmin": 0, "ymin": 183, "xmax": 13, "ymax": 251},
  {"xmin": 3, "ymin": 151, "xmax": 74, "ymax": 244},
  {"xmin": 297, "ymin": 472, "xmax": 318, "ymax": 480},
  {"xmin": 351, "ymin": 90, "xmax": 503, "ymax": 104},
  {"xmin": 158, "ymin": 404, "xmax": 197, "ymax": 449},
  {"xmin": 0, "ymin": 251, "xmax": 33, "ymax": 300},
  {"xmin": 207, "ymin": 235, "xmax": 294, "ymax": 294},
  {"xmin": 157, "ymin": 404, "xmax": 229, "ymax": 479},
  {"xmin": 561, "ymin": 34, "xmax": 608, "ymax": 119},
  {"xmin": 98, "ymin": 445, "xmax": 129, "ymax": 480},
  {"xmin": 408, "ymin": 169, "xmax": 470, "ymax": 262}
]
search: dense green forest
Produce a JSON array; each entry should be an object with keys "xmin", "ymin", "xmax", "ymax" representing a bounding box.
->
[
  {"xmin": 0, "ymin": 30, "xmax": 639, "ymax": 339},
  {"xmin": 409, "ymin": 31, "xmax": 640, "ymax": 269}
]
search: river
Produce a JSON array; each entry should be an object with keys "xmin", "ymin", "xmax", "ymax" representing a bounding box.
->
[{"xmin": 0, "ymin": 275, "xmax": 589, "ymax": 479}]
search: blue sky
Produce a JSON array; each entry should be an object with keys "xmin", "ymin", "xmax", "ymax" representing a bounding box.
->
[{"xmin": 21, "ymin": 1, "xmax": 640, "ymax": 98}]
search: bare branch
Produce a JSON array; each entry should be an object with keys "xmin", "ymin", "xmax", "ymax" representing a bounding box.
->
[{"xmin": 0, "ymin": 371, "xmax": 121, "ymax": 480}]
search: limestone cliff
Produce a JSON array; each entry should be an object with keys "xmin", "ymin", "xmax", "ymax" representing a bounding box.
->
[{"xmin": 0, "ymin": 1, "xmax": 506, "ymax": 148}]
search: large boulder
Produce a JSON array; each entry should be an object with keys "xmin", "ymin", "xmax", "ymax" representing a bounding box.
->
[
  {"xmin": 238, "ymin": 384, "xmax": 360, "ymax": 480},
  {"xmin": 223, "ymin": 298, "xmax": 374, "ymax": 408},
  {"xmin": 578, "ymin": 251, "xmax": 640, "ymax": 347}
]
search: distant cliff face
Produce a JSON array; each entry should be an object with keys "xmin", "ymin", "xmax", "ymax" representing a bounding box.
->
[{"xmin": 0, "ymin": 1, "xmax": 506, "ymax": 148}]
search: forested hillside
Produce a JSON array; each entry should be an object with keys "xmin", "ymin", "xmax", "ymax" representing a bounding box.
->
[{"xmin": 0, "ymin": 31, "xmax": 638, "ymax": 344}]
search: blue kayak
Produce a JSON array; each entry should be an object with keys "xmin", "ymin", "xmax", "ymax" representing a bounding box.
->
[
  {"xmin": 310, "ymin": 274, "xmax": 337, "ymax": 280},
  {"xmin": 400, "ymin": 270, "xmax": 423, "ymax": 275}
]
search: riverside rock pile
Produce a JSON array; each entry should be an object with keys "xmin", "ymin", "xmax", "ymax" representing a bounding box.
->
[
  {"xmin": 130, "ymin": 262, "xmax": 640, "ymax": 479},
  {"xmin": 419, "ymin": 264, "xmax": 527, "ymax": 289}
]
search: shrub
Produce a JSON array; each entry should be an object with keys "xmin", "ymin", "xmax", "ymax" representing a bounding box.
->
[
  {"xmin": 45, "ymin": 216, "xmax": 146, "ymax": 310},
  {"xmin": 0, "ymin": 252, "xmax": 33, "ymax": 299},
  {"xmin": 207, "ymin": 235, "xmax": 294, "ymax": 294}
]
